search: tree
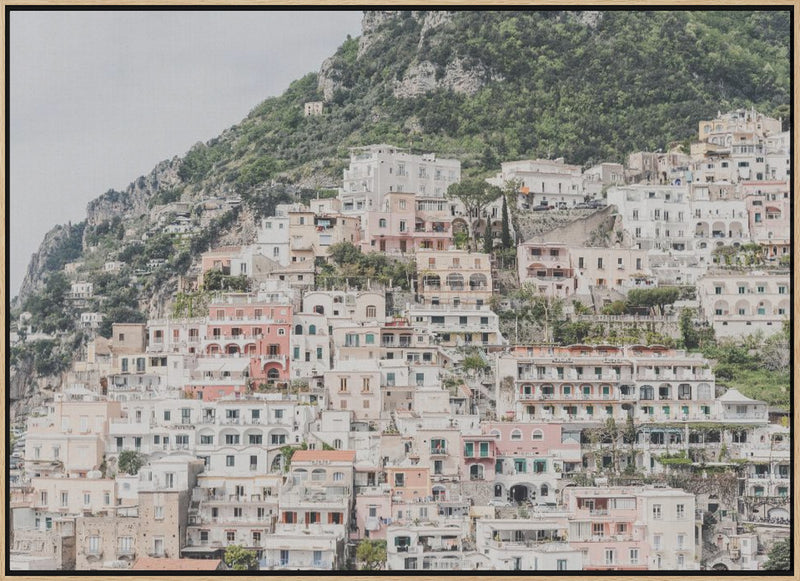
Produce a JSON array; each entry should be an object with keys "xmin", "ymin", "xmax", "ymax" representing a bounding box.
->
[
  {"xmin": 224, "ymin": 544, "xmax": 259, "ymax": 571},
  {"xmin": 500, "ymin": 193, "xmax": 512, "ymax": 248},
  {"xmin": 763, "ymin": 538, "xmax": 791, "ymax": 570},
  {"xmin": 446, "ymin": 179, "xmax": 502, "ymax": 238},
  {"xmin": 482, "ymin": 224, "xmax": 493, "ymax": 254},
  {"xmin": 626, "ymin": 286, "xmax": 680, "ymax": 316},
  {"xmin": 117, "ymin": 450, "xmax": 146, "ymax": 475},
  {"xmin": 356, "ymin": 539, "xmax": 387, "ymax": 570}
]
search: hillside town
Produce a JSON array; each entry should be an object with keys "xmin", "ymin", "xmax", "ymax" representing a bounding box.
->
[{"xmin": 9, "ymin": 109, "xmax": 791, "ymax": 571}]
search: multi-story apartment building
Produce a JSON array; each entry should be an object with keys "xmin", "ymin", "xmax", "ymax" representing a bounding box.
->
[
  {"xmin": 417, "ymin": 249, "xmax": 493, "ymax": 307},
  {"xmin": 496, "ymin": 345, "xmax": 717, "ymax": 427},
  {"xmin": 256, "ymin": 204, "xmax": 292, "ymax": 266},
  {"xmin": 302, "ymin": 289, "xmax": 386, "ymax": 325},
  {"xmin": 517, "ymin": 243, "xmax": 575, "ymax": 297},
  {"xmin": 287, "ymin": 203, "xmax": 360, "ymax": 265},
  {"xmin": 482, "ymin": 423, "xmax": 581, "ymax": 505},
  {"xmin": 184, "ymin": 473, "xmax": 282, "ymax": 561},
  {"xmin": 563, "ymin": 487, "xmax": 698, "ymax": 570},
  {"xmin": 279, "ymin": 450, "xmax": 355, "ymax": 532},
  {"xmin": 489, "ymin": 158, "xmax": 584, "ymax": 209},
  {"xmin": 75, "ymin": 514, "xmax": 139, "ymax": 569},
  {"xmin": 25, "ymin": 397, "xmax": 123, "ymax": 477},
  {"xmin": 475, "ymin": 516, "xmax": 581, "ymax": 571},
  {"xmin": 203, "ymin": 294, "xmax": 292, "ymax": 384},
  {"xmin": 340, "ymin": 144, "xmax": 460, "ymax": 213},
  {"xmin": 290, "ymin": 312, "xmax": 331, "ymax": 379},
  {"xmin": 696, "ymin": 269, "xmax": 790, "ymax": 337},
  {"xmin": 746, "ymin": 191, "xmax": 791, "ymax": 259},
  {"xmin": 360, "ymin": 191, "xmax": 458, "ymax": 255},
  {"xmin": 147, "ymin": 317, "xmax": 207, "ymax": 356},
  {"xmin": 386, "ymin": 522, "xmax": 468, "ymax": 571},
  {"xmin": 325, "ymin": 361, "xmax": 382, "ymax": 420},
  {"xmin": 137, "ymin": 489, "xmax": 190, "ymax": 560},
  {"xmin": 407, "ymin": 305, "xmax": 504, "ymax": 347}
]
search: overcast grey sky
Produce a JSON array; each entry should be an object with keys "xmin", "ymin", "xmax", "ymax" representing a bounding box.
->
[{"xmin": 10, "ymin": 10, "xmax": 363, "ymax": 298}]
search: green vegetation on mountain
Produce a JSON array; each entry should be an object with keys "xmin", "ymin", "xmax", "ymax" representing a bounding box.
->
[{"xmin": 173, "ymin": 10, "xmax": 789, "ymax": 195}]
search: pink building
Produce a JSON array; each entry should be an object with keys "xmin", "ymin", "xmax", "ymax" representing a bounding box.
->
[
  {"xmin": 461, "ymin": 434, "xmax": 497, "ymax": 482},
  {"xmin": 202, "ymin": 294, "xmax": 292, "ymax": 385},
  {"xmin": 481, "ymin": 422, "xmax": 581, "ymax": 505},
  {"xmin": 361, "ymin": 192, "xmax": 454, "ymax": 255}
]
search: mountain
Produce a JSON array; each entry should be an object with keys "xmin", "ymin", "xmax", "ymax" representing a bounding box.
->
[{"xmin": 14, "ymin": 9, "xmax": 790, "ymax": 310}]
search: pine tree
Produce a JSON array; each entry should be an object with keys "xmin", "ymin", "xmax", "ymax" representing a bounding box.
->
[{"xmin": 501, "ymin": 194, "xmax": 512, "ymax": 248}]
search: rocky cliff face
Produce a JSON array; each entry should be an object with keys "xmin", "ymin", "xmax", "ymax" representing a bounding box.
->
[
  {"xmin": 319, "ymin": 10, "xmax": 494, "ymax": 101},
  {"xmin": 15, "ymin": 224, "xmax": 73, "ymax": 308},
  {"xmin": 86, "ymin": 157, "xmax": 182, "ymax": 226}
]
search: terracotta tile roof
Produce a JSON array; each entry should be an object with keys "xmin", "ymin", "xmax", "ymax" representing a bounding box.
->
[
  {"xmin": 131, "ymin": 557, "xmax": 223, "ymax": 571},
  {"xmin": 292, "ymin": 450, "xmax": 356, "ymax": 463}
]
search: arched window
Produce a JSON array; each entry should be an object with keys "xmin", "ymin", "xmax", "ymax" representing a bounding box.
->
[
  {"xmin": 469, "ymin": 464, "xmax": 484, "ymax": 481},
  {"xmin": 532, "ymin": 430, "xmax": 544, "ymax": 441},
  {"xmin": 540, "ymin": 484, "xmax": 549, "ymax": 497},
  {"xmin": 311, "ymin": 468, "xmax": 326, "ymax": 481},
  {"xmin": 314, "ymin": 305, "xmax": 324, "ymax": 315},
  {"xmin": 511, "ymin": 429, "xmax": 522, "ymax": 441},
  {"xmin": 308, "ymin": 325, "xmax": 317, "ymax": 335},
  {"xmin": 294, "ymin": 324, "xmax": 303, "ymax": 335},
  {"xmin": 489, "ymin": 429, "xmax": 501, "ymax": 440},
  {"xmin": 267, "ymin": 368, "xmax": 280, "ymax": 380}
]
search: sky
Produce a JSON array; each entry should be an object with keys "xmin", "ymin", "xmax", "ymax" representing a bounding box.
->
[{"xmin": 9, "ymin": 9, "xmax": 364, "ymax": 298}]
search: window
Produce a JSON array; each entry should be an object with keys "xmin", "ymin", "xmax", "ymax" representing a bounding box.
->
[
  {"xmin": 60, "ymin": 492, "xmax": 68, "ymax": 507},
  {"xmin": 605, "ymin": 549, "xmax": 616, "ymax": 565},
  {"xmin": 154, "ymin": 506, "xmax": 164, "ymax": 520},
  {"xmin": 510, "ymin": 429, "xmax": 522, "ymax": 440},
  {"xmin": 226, "ymin": 455, "xmax": 235, "ymax": 467},
  {"xmin": 201, "ymin": 434, "xmax": 214, "ymax": 445},
  {"xmin": 394, "ymin": 473, "xmax": 405, "ymax": 487},
  {"xmin": 88, "ymin": 536, "xmax": 101, "ymax": 554},
  {"xmin": 249, "ymin": 434, "xmax": 262, "ymax": 445},
  {"xmin": 593, "ymin": 522, "xmax": 605, "ymax": 537},
  {"xmin": 83, "ymin": 492, "xmax": 91, "ymax": 506},
  {"xmin": 676, "ymin": 504, "xmax": 685, "ymax": 519},
  {"xmin": 653, "ymin": 534, "xmax": 662, "ymax": 550},
  {"xmin": 366, "ymin": 305, "xmax": 377, "ymax": 318},
  {"xmin": 118, "ymin": 536, "xmax": 133, "ymax": 554},
  {"xmin": 629, "ymin": 548, "xmax": 639, "ymax": 565},
  {"xmin": 677, "ymin": 533, "xmax": 686, "ymax": 550},
  {"xmin": 225, "ymin": 434, "xmax": 240, "ymax": 445},
  {"xmin": 652, "ymin": 504, "xmax": 662, "ymax": 519}
]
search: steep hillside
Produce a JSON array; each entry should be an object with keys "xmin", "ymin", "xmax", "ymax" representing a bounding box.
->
[{"xmin": 14, "ymin": 9, "xmax": 790, "ymax": 309}]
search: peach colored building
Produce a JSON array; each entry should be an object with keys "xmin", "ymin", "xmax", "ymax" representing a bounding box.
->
[
  {"xmin": 417, "ymin": 249, "xmax": 492, "ymax": 307},
  {"xmin": 386, "ymin": 466, "xmax": 432, "ymax": 504},
  {"xmin": 26, "ymin": 398, "xmax": 123, "ymax": 476}
]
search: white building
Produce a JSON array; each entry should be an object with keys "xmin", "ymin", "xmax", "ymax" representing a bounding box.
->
[{"xmin": 339, "ymin": 144, "xmax": 460, "ymax": 213}]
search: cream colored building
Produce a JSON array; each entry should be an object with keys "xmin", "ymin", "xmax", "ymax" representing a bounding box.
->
[
  {"xmin": 417, "ymin": 249, "xmax": 492, "ymax": 307},
  {"xmin": 697, "ymin": 269, "xmax": 789, "ymax": 337}
]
